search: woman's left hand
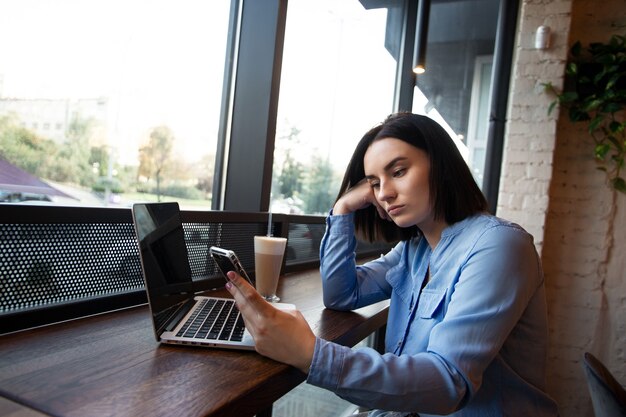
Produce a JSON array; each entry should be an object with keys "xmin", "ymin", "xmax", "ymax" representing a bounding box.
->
[{"xmin": 225, "ymin": 271, "xmax": 316, "ymax": 374}]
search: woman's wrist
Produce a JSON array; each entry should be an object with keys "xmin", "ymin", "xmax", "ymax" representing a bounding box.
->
[
  {"xmin": 297, "ymin": 335, "xmax": 317, "ymax": 374},
  {"xmin": 333, "ymin": 199, "xmax": 353, "ymax": 215},
  {"xmin": 332, "ymin": 204, "xmax": 348, "ymax": 215}
]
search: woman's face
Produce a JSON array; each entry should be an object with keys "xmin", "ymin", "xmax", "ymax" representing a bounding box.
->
[{"xmin": 363, "ymin": 137, "xmax": 433, "ymax": 229}]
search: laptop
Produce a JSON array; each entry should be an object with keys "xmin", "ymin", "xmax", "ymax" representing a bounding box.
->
[{"xmin": 131, "ymin": 202, "xmax": 293, "ymax": 350}]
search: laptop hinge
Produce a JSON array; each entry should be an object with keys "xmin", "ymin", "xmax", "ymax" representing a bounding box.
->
[{"xmin": 165, "ymin": 300, "xmax": 195, "ymax": 332}]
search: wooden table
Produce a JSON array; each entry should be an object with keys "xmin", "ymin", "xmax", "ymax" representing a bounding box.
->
[{"xmin": 0, "ymin": 269, "xmax": 389, "ymax": 417}]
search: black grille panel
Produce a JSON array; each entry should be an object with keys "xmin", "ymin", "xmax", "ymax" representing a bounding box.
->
[
  {"xmin": 0, "ymin": 205, "xmax": 337, "ymax": 333},
  {"xmin": 285, "ymin": 222, "xmax": 325, "ymax": 263},
  {"xmin": 183, "ymin": 222, "xmax": 266, "ymax": 279},
  {"xmin": 0, "ymin": 223, "xmax": 143, "ymax": 312},
  {"xmin": 1, "ymin": 221, "xmax": 269, "ymax": 314}
]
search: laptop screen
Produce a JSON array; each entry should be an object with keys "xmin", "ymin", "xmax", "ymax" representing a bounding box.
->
[{"xmin": 132, "ymin": 202, "xmax": 195, "ymax": 335}]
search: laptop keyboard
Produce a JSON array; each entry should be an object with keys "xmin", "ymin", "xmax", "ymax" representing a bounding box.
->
[{"xmin": 176, "ymin": 298, "xmax": 245, "ymax": 342}]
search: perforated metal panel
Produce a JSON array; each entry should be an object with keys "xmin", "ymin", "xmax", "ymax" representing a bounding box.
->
[
  {"xmin": 285, "ymin": 222, "xmax": 325, "ymax": 264},
  {"xmin": 183, "ymin": 221, "xmax": 266, "ymax": 279},
  {"xmin": 0, "ymin": 223, "xmax": 143, "ymax": 313},
  {"xmin": 0, "ymin": 219, "xmax": 270, "ymax": 314},
  {"xmin": 0, "ymin": 205, "xmax": 386, "ymax": 333}
]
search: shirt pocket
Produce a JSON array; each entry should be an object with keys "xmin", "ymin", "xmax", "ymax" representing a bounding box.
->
[
  {"xmin": 417, "ymin": 288, "xmax": 447, "ymax": 319},
  {"xmin": 385, "ymin": 264, "xmax": 412, "ymax": 306}
]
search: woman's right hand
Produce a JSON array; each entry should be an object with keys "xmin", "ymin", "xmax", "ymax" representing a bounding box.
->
[{"xmin": 333, "ymin": 179, "xmax": 390, "ymax": 220}]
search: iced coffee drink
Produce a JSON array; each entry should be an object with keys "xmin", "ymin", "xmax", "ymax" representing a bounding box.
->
[{"xmin": 254, "ymin": 236, "xmax": 287, "ymax": 302}]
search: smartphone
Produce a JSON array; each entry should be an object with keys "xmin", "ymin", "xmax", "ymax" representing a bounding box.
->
[{"xmin": 209, "ymin": 246, "xmax": 253, "ymax": 285}]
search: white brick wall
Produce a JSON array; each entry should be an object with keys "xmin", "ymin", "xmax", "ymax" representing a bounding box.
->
[
  {"xmin": 501, "ymin": 0, "xmax": 626, "ymax": 416},
  {"xmin": 498, "ymin": 0, "xmax": 571, "ymax": 249}
]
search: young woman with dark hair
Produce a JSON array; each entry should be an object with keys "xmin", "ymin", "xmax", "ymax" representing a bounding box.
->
[
  {"xmin": 338, "ymin": 112, "xmax": 488, "ymax": 243},
  {"xmin": 226, "ymin": 113, "xmax": 559, "ymax": 416}
]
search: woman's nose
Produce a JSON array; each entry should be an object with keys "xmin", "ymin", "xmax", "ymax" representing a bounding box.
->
[{"xmin": 377, "ymin": 180, "xmax": 395, "ymax": 202}]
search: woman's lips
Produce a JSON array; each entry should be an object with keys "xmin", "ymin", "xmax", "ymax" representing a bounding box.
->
[{"xmin": 387, "ymin": 205, "xmax": 404, "ymax": 216}]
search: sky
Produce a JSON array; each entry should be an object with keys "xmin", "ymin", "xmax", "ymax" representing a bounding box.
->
[{"xmin": 0, "ymin": 0, "xmax": 229, "ymax": 165}]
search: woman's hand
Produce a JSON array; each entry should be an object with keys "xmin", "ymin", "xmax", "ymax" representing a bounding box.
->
[
  {"xmin": 225, "ymin": 271, "xmax": 316, "ymax": 374},
  {"xmin": 333, "ymin": 179, "xmax": 389, "ymax": 220}
]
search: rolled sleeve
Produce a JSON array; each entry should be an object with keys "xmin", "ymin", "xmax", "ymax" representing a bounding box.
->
[
  {"xmin": 306, "ymin": 337, "xmax": 467, "ymax": 415},
  {"xmin": 319, "ymin": 212, "xmax": 397, "ymax": 310},
  {"xmin": 306, "ymin": 337, "xmax": 347, "ymax": 390}
]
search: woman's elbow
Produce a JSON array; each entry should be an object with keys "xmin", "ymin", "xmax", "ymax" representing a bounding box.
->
[{"xmin": 322, "ymin": 292, "xmax": 356, "ymax": 311}]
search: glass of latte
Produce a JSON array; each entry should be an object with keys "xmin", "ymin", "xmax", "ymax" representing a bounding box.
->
[{"xmin": 253, "ymin": 236, "xmax": 287, "ymax": 302}]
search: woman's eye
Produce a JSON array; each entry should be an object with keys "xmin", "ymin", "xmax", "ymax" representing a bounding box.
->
[
  {"xmin": 392, "ymin": 168, "xmax": 406, "ymax": 177},
  {"xmin": 369, "ymin": 181, "xmax": 380, "ymax": 189}
]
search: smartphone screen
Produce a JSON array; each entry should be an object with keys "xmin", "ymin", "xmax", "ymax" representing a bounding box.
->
[{"xmin": 209, "ymin": 247, "xmax": 253, "ymax": 284}]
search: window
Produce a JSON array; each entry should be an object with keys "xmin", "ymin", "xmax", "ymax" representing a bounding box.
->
[
  {"xmin": 2, "ymin": 0, "xmax": 514, "ymax": 213},
  {"xmin": 270, "ymin": 0, "xmax": 398, "ymax": 215},
  {"xmin": 0, "ymin": 0, "xmax": 230, "ymax": 208},
  {"xmin": 412, "ymin": 0, "xmax": 500, "ymax": 190}
]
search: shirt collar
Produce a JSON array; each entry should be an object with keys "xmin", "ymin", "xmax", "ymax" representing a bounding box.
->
[{"xmin": 440, "ymin": 213, "xmax": 485, "ymax": 239}]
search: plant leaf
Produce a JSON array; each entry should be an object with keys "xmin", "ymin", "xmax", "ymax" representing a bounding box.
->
[
  {"xmin": 602, "ymin": 102, "xmax": 623, "ymax": 113},
  {"xmin": 608, "ymin": 121, "xmax": 623, "ymax": 133},
  {"xmin": 583, "ymin": 99, "xmax": 603, "ymax": 112},
  {"xmin": 560, "ymin": 91, "xmax": 579, "ymax": 103},
  {"xmin": 607, "ymin": 135, "xmax": 624, "ymax": 151},
  {"xmin": 571, "ymin": 41, "xmax": 582, "ymax": 57},
  {"xmin": 569, "ymin": 107, "xmax": 590, "ymax": 122},
  {"xmin": 593, "ymin": 68, "xmax": 607, "ymax": 84},
  {"xmin": 589, "ymin": 116, "xmax": 604, "ymax": 132},
  {"xmin": 605, "ymin": 74, "xmax": 619, "ymax": 90},
  {"xmin": 612, "ymin": 177, "xmax": 626, "ymax": 194},
  {"xmin": 548, "ymin": 101, "xmax": 558, "ymax": 115},
  {"xmin": 596, "ymin": 53, "xmax": 616, "ymax": 65},
  {"xmin": 602, "ymin": 89, "xmax": 617, "ymax": 101},
  {"xmin": 566, "ymin": 62, "xmax": 578, "ymax": 75},
  {"xmin": 595, "ymin": 143, "xmax": 611, "ymax": 159}
]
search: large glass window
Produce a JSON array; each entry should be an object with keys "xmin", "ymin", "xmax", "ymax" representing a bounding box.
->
[
  {"xmin": 270, "ymin": 0, "xmax": 398, "ymax": 215},
  {"xmin": 0, "ymin": 0, "xmax": 230, "ymax": 209},
  {"xmin": 412, "ymin": 0, "xmax": 499, "ymax": 187}
]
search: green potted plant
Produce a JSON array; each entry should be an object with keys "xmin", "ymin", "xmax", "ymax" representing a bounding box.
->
[{"xmin": 544, "ymin": 34, "xmax": 626, "ymax": 194}]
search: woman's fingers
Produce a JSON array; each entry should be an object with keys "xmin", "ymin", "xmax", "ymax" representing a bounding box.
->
[
  {"xmin": 337, "ymin": 180, "xmax": 392, "ymax": 221},
  {"xmin": 334, "ymin": 179, "xmax": 375, "ymax": 214},
  {"xmin": 225, "ymin": 271, "xmax": 269, "ymax": 318},
  {"xmin": 224, "ymin": 270, "xmax": 315, "ymax": 373},
  {"xmin": 226, "ymin": 270, "xmax": 257, "ymax": 299}
]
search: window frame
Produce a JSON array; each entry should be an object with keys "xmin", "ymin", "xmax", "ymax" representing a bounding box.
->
[{"xmin": 214, "ymin": 0, "xmax": 288, "ymax": 212}]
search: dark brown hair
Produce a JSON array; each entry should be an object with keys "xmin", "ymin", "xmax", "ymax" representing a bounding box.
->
[{"xmin": 336, "ymin": 112, "xmax": 488, "ymax": 243}]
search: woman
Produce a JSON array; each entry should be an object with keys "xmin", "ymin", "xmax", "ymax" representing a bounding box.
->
[{"xmin": 226, "ymin": 113, "xmax": 559, "ymax": 416}]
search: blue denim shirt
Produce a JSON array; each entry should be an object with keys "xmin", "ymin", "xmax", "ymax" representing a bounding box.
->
[{"xmin": 306, "ymin": 212, "xmax": 559, "ymax": 416}]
